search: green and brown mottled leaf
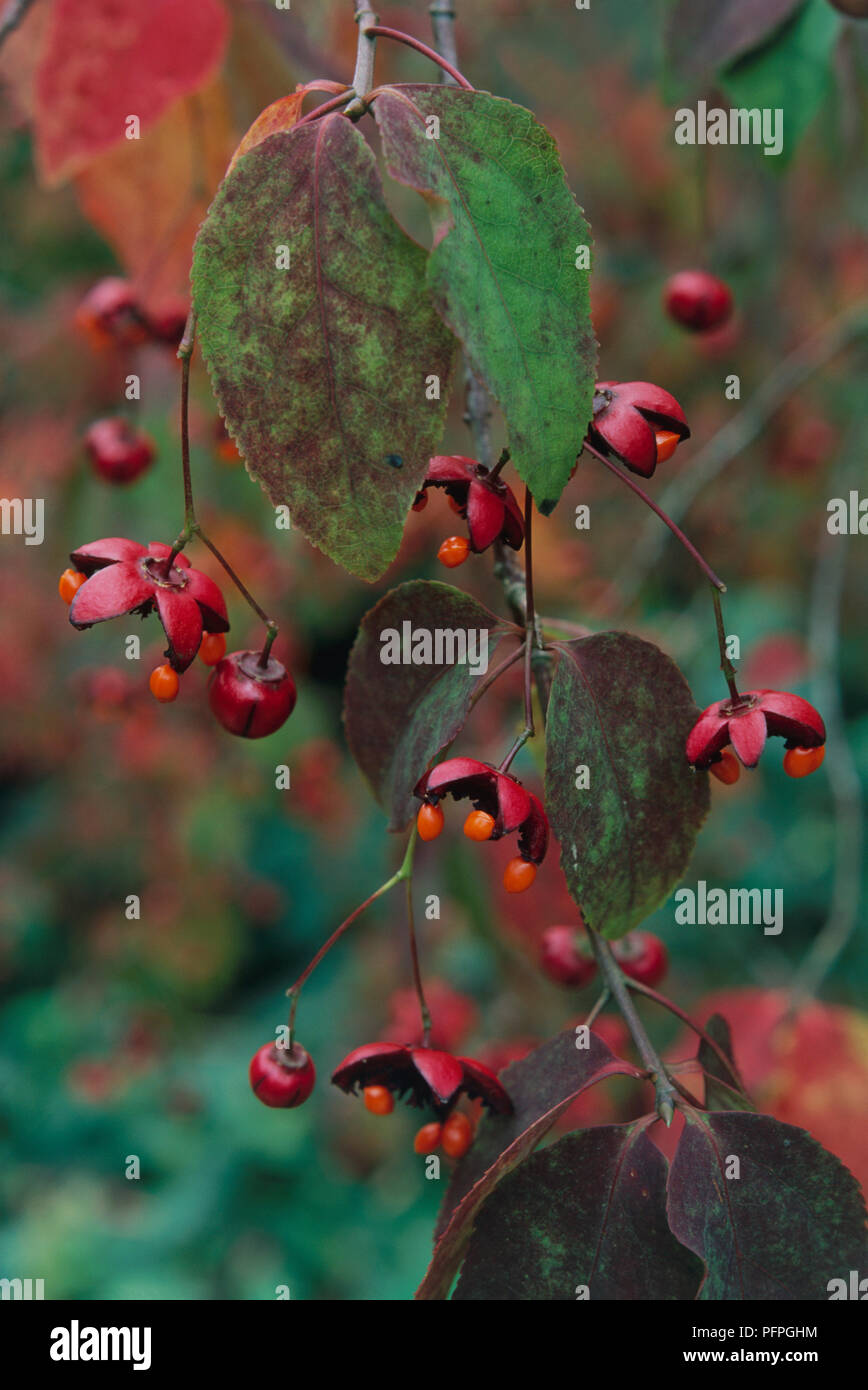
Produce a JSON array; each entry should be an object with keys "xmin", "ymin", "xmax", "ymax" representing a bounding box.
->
[
  {"xmin": 416, "ymin": 1028, "xmax": 644, "ymax": 1299},
  {"xmin": 668, "ymin": 1110, "xmax": 868, "ymax": 1299},
  {"xmin": 192, "ymin": 112, "xmax": 457, "ymax": 580},
  {"xmin": 374, "ymin": 85, "xmax": 596, "ymax": 515},
  {"xmin": 454, "ymin": 1125, "xmax": 703, "ymax": 1301},
  {"xmin": 544, "ymin": 634, "xmax": 709, "ymax": 940},
  {"xmin": 343, "ymin": 581, "xmax": 515, "ymax": 830}
]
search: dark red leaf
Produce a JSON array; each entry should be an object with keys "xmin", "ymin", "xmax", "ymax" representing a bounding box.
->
[
  {"xmin": 416, "ymin": 1028, "xmax": 643, "ymax": 1299},
  {"xmin": 667, "ymin": 1109, "xmax": 868, "ymax": 1299},
  {"xmin": 454, "ymin": 1124, "xmax": 703, "ymax": 1300}
]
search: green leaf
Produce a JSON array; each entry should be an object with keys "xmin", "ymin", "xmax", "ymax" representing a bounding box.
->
[
  {"xmin": 191, "ymin": 112, "xmax": 457, "ymax": 581},
  {"xmin": 416, "ymin": 1027, "xmax": 643, "ymax": 1299},
  {"xmin": 454, "ymin": 1125, "xmax": 703, "ymax": 1300},
  {"xmin": 668, "ymin": 1110, "xmax": 868, "ymax": 1299},
  {"xmin": 374, "ymin": 85, "xmax": 596, "ymax": 514},
  {"xmin": 544, "ymin": 634, "xmax": 710, "ymax": 940},
  {"xmin": 719, "ymin": 0, "xmax": 839, "ymax": 162},
  {"xmin": 343, "ymin": 581, "xmax": 514, "ymax": 830},
  {"xmin": 665, "ymin": 0, "xmax": 808, "ymax": 85}
]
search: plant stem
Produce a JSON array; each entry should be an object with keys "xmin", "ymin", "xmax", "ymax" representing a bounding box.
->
[
  {"xmin": 428, "ymin": 2, "xmax": 458, "ymax": 78},
  {"xmin": 0, "ymin": 0, "xmax": 36, "ymax": 51},
  {"xmin": 585, "ymin": 934, "xmax": 678, "ymax": 1125},
  {"xmin": 365, "ymin": 25, "xmax": 473, "ymax": 88},
  {"xmin": 789, "ymin": 446, "xmax": 863, "ymax": 1011},
  {"xmin": 467, "ymin": 638, "xmax": 524, "ymax": 709},
  {"xmin": 583, "ymin": 441, "xmax": 727, "ymax": 592},
  {"xmin": 711, "ymin": 584, "xmax": 740, "ymax": 701},
  {"xmin": 497, "ymin": 488, "xmax": 537, "ymax": 774},
  {"xmin": 623, "ymin": 977, "xmax": 746, "ymax": 1092},
  {"xmin": 488, "ymin": 447, "xmax": 510, "ymax": 481},
  {"xmin": 178, "ymin": 310, "xmax": 197, "ymax": 527},
  {"xmin": 405, "ymin": 869, "xmax": 432, "ymax": 1045},
  {"xmin": 344, "ymin": 4, "xmax": 378, "ymax": 118},
  {"xmin": 287, "ymin": 831, "xmax": 416, "ymax": 1045},
  {"xmin": 295, "ymin": 90, "xmax": 355, "ymax": 128},
  {"xmin": 429, "ymin": 0, "xmax": 675, "ymax": 1126},
  {"xmin": 196, "ymin": 527, "xmax": 276, "ymax": 635},
  {"xmin": 464, "ymin": 368, "xmax": 494, "ymax": 466},
  {"xmin": 583, "ymin": 989, "xmax": 610, "ymax": 1029},
  {"xmin": 613, "ymin": 301, "xmax": 868, "ymax": 605}
]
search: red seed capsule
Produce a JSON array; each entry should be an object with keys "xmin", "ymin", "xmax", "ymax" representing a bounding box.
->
[
  {"xmin": 249, "ymin": 1041, "xmax": 315, "ymax": 1108},
  {"xmin": 209, "ymin": 651, "xmax": 296, "ymax": 739}
]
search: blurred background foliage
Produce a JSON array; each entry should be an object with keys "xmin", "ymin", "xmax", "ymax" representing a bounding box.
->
[{"xmin": 0, "ymin": 0, "xmax": 866, "ymax": 1299}]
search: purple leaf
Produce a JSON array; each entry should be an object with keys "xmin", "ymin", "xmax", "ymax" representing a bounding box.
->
[
  {"xmin": 416, "ymin": 1027, "xmax": 644, "ymax": 1299},
  {"xmin": 544, "ymin": 634, "xmax": 710, "ymax": 939},
  {"xmin": 343, "ymin": 581, "xmax": 515, "ymax": 830},
  {"xmin": 668, "ymin": 1109, "xmax": 868, "ymax": 1299},
  {"xmin": 454, "ymin": 1124, "xmax": 703, "ymax": 1300}
]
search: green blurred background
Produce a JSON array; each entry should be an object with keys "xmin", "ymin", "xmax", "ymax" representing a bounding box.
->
[{"xmin": 0, "ymin": 0, "xmax": 866, "ymax": 1299}]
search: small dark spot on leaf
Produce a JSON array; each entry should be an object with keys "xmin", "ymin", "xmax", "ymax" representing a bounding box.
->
[{"xmin": 386, "ymin": 454, "xmax": 404, "ymax": 468}]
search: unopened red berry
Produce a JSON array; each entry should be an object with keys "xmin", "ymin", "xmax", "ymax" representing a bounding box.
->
[
  {"xmin": 613, "ymin": 932, "xmax": 668, "ymax": 988},
  {"xmin": 59, "ymin": 568, "xmax": 87, "ymax": 605},
  {"xmin": 710, "ymin": 749, "xmax": 741, "ymax": 785},
  {"xmin": 504, "ymin": 856, "xmax": 536, "ymax": 893},
  {"xmin": 249, "ymin": 1040, "xmax": 315, "ymax": 1108},
  {"xmin": 414, "ymin": 1121, "xmax": 443, "ymax": 1154},
  {"xmin": 539, "ymin": 925, "xmax": 597, "ymax": 987},
  {"xmin": 198, "ymin": 632, "xmax": 226, "ymax": 666},
  {"xmin": 664, "ymin": 270, "xmax": 733, "ymax": 333},
  {"xmin": 75, "ymin": 277, "xmax": 146, "ymax": 349},
  {"xmin": 363, "ymin": 1085, "xmax": 395, "ymax": 1115},
  {"xmin": 84, "ymin": 417, "xmax": 155, "ymax": 485},
  {"xmin": 463, "ymin": 809, "xmax": 496, "ymax": 841},
  {"xmin": 441, "ymin": 1111, "xmax": 474, "ymax": 1159},
  {"xmin": 149, "ymin": 664, "xmax": 180, "ymax": 703},
  {"xmin": 417, "ymin": 802, "xmax": 444, "ymax": 842},
  {"xmin": 209, "ymin": 650, "xmax": 296, "ymax": 739},
  {"xmin": 145, "ymin": 299, "xmax": 188, "ymax": 346},
  {"xmin": 437, "ymin": 535, "xmax": 470, "ymax": 568},
  {"xmin": 783, "ymin": 744, "xmax": 826, "ymax": 778}
]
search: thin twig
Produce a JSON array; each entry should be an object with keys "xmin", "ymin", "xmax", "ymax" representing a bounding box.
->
[
  {"xmin": 345, "ymin": 4, "xmax": 379, "ymax": 118},
  {"xmin": 613, "ymin": 302, "xmax": 868, "ymax": 605},
  {"xmin": 428, "ymin": 2, "xmax": 458, "ymax": 79},
  {"xmin": 584, "ymin": 441, "xmax": 727, "ymax": 591},
  {"xmin": 405, "ymin": 870, "xmax": 432, "ymax": 1045},
  {"xmin": 366, "ymin": 25, "xmax": 472, "ymax": 88},
  {"xmin": 789, "ymin": 446, "xmax": 863, "ymax": 1010},
  {"xmin": 467, "ymin": 639, "xmax": 524, "ymax": 709},
  {"xmin": 196, "ymin": 528, "xmax": 274, "ymax": 630},
  {"xmin": 0, "ymin": 0, "xmax": 36, "ymax": 52},
  {"xmin": 287, "ymin": 832, "xmax": 416, "ymax": 1045},
  {"xmin": 429, "ymin": 0, "xmax": 676, "ymax": 1127},
  {"xmin": 584, "ymin": 933, "xmax": 679, "ymax": 1125},
  {"xmin": 711, "ymin": 584, "xmax": 740, "ymax": 701}
]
